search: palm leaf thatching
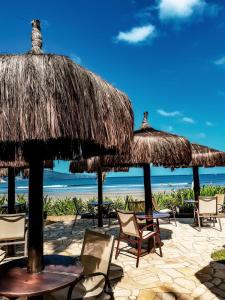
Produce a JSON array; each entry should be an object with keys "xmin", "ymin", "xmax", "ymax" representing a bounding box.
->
[
  {"xmin": 0, "ymin": 160, "xmax": 53, "ymax": 178},
  {"xmin": 190, "ymin": 143, "xmax": 225, "ymax": 167},
  {"xmin": 70, "ymin": 157, "xmax": 129, "ymax": 173},
  {"xmin": 0, "ymin": 20, "xmax": 133, "ymax": 162},
  {"xmin": 78, "ymin": 112, "xmax": 192, "ymax": 168}
]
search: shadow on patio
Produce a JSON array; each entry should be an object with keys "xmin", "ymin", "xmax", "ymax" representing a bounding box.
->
[{"xmin": 195, "ymin": 260, "xmax": 225, "ymax": 299}]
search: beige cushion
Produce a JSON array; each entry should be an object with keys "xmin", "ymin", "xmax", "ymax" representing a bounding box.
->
[
  {"xmin": 159, "ymin": 209, "xmax": 172, "ymax": 214},
  {"xmin": 142, "ymin": 231, "xmax": 155, "ymax": 239},
  {"xmin": 44, "ymin": 275, "xmax": 105, "ymax": 300}
]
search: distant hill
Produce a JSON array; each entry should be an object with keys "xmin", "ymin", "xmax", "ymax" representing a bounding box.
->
[{"xmin": 43, "ymin": 169, "xmax": 95, "ymax": 180}]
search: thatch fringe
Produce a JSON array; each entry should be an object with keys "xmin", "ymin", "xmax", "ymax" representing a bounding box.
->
[
  {"xmin": 0, "ymin": 20, "xmax": 133, "ymax": 160},
  {"xmin": 70, "ymin": 113, "xmax": 192, "ymax": 170},
  {"xmin": 0, "ymin": 160, "xmax": 54, "ymax": 178},
  {"xmin": 70, "ymin": 157, "xmax": 129, "ymax": 173},
  {"xmin": 190, "ymin": 143, "xmax": 225, "ymax": 167}
]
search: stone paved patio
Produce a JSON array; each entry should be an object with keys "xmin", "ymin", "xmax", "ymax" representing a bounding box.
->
[
  {"xmin": 2, "ymin": 216, "xmax": 225, "ymax": 299},
  {"xmin": 41, "ymin": 216, "xmax": 225, "ymax": 300}
]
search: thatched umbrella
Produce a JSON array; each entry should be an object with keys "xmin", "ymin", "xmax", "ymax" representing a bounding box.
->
[
  {"xmin": 189, "ymin": 143, "xmax": 225, "ymax": 201},
  {"xmin": 70, "ymin": 157, "xmax": 129, "ymax": 227},
  {"xmin": 0, "ymin": 20, "xmax": 133, "ymax": 274},
  {"xmin": 70, "ymin": 112, "xmax": 192, "ymax": 216},
  {"xmin": 0, "ymin": 161, "xmax": 54, "ymax": 214}
]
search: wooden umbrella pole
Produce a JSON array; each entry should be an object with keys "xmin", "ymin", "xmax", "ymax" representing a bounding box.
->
[
  {"xmin": 97, "ymin": 167, "xmax": 103, "ymax": 227},
  {"xmin": 193, "ymin": 166, "xmax": 200, "ymax": 203},
  {"xmin": 143, "ymin": 164, "xmax": 153, "ymax": 215},
  {"xmin": 27, "ymin": 158, "xmax": 44, "ymax": 274},
  {"xmin": 8, "ymin": 167, "xmax": 15, "ymax": 214},
  {"xmin": 143, "ymin": 163, "xmax": 154, "ymax": 251}
]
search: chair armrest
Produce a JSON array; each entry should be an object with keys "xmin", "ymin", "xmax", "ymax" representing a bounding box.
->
[
  {"xmin": 67, "ymin": 272, "xmax": 107, "ymax": 300},
  {"xmin": 140, "ymin": 223, "xmax": 158, "ymax": 233}
]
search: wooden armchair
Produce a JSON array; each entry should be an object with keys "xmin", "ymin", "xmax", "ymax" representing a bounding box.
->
[
  {"xmin": 45, "ymin": 229, "xmax": 115, "ymax": 300},
  {"xmin": 195, "ymin": 196, "xmax": 222, "ymax": 231},
  {"xmin": 0, "ymin": 213, "xmax": 27, "ymax": 257},
  {"xmin": 215, "ymin": 194, "xmax": 225, "ymax": 213},
  {"xmin": 115, "ymin": 210, "xmax": 162, "ymax": 268},
  {"xmin": 152, "ymin": 197, "xmax": 177, "ymax": 226}
]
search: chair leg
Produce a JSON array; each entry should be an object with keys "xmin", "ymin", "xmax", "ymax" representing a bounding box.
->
[
  {"xmin": 218, "ymin": 218, "xmax": 222, "ymax": 231},
  {"xmin": 156, "ymin": 233, "xmax": 163, "ymax": 257},
  {"xmin": 71, "ymin": 214, "xmax": 78, "ymax": 231},
  {"xmin": 115, "ymin": 235, "xmax": 121, "ymax": 259},
  {"xmin": 197, "ymin": 212, "xmax": 201, "ymax": 231},
  {"xmin": 173, "ymin": 210, "xmax": 177, "ymax": 227},
  {"xmin": 136, "ymin": 239, "xmax": 141, "ymax": 268}
]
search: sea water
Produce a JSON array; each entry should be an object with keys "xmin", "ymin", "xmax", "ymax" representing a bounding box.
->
[{"xmin": 0, "ymin": 170, "xmax": 225, "ymax": 196}]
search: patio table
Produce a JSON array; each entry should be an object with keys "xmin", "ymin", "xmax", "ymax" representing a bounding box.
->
[
  {"xmin": 88, "ymin": 201, "xmax": 113, "ymax": 227},
  {"xmin": 136, "ymin": 212, "xmax": 170, "ymax": 233},
  {"xmin": 0, "ymin": 254, "xmax": 83, "ymax": 300}
]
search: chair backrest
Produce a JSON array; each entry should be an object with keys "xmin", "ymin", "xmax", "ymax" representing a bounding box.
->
[
  {"xmin": 116, "ymin": 210, "xmax": 140, "ymax": 238},
  {"xmin": 152, "ymin": 197, "xmax": 160, "ymax": 211},
  {"xmin": 0, "ymin": 213, "xmax": 26, "ymax": 241},
  {"xmin": 198, "ymin": 196, "xmax": 217, "ymax": 215},
  {"xmin": 73, "ymin": 197, "xmax": 81, "ymax": 214},
  {"xmin": 215, "ymin": 194, "xmax": 225, "ymax": 207},
  {"xmin": 127, "ymin": 201, "xmax": 145, "ymax": 213},
  {"xmin": 80, "ymin": 229, "xmax": 114, "ymax": 277}
]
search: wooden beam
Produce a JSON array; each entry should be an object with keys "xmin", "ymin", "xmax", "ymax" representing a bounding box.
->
[
  {"xmin": 143, "ymin": 164, "xmax": 153, "ymax": 215},
  {"xmin": 27, "ymin": 159, "xmax": 44, "ymax": 274},
  {"xmin": 7, "ymin": 167, "xmax": 15, "ymax": 214},
  {"xmin": 193, "ymin": 166, "xmax": 200, "ymax": 202},
  {"xmin": 97, "ymin": 168, "xmax": 103, "ymax": 227}
]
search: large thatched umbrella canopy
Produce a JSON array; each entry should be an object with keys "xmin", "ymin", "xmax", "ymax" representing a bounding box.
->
[
  {"xmin": 0, "ymin": 20, "xmax": 133, "ymax": 274},
  {"xmin": 70, "ymin": 157, "xmax": 129, "ymax": 227},
  {"xmin": 71, "ymin": 112, "xmax": 192, "ymax": 216},
  {"xmin": 191, "ymin": 143, "xmax": 225, "ymax": 167},
  {"xmin": 188, "ymin": 143, "xmax": 225, "ymax": 201}
]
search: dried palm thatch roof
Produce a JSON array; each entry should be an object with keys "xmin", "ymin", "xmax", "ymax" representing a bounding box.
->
[
  {"xmin": 0, "ymin": 20, "xmax": 133, "ymax": 162},
  {"xmin": 70, "ymin": 157, "xmax": 129, "ymax": 173},
  {"xmin": 0, "ymin": 160, "xmax": 54, "ymax": 178},
  {"xmin": 70, "ymin": 112, "xmax": 192, "ymax": 170},
  {"xmin": 190, "ymin": 143, "xmax": 225, "ymax": 167}
]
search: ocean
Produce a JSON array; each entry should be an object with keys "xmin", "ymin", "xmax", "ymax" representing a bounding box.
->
[{"xmin": 0, "ymin": 170, "xmax": 225, "ymax": 196}]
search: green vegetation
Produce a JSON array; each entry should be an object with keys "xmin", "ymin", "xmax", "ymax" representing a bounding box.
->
[
  {"xmin": 211, "ymin": 249, "xmax": 225, "ymax": 264},
  {"xmin": 0, "ymin": 185, "xmax": 224, "ymax": 216}
]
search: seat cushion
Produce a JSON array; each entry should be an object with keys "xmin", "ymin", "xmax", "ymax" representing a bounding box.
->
[
  {"xmin": 142, "ymin": 230, "xmax": 156, "ymax": 239},
  {"xmin": 44, "ymin": 275, "xmax": 105, "ymax": 300},
  {"xmin": 159, "ymin": 209, "xmax": 172, "ymax": 214}
]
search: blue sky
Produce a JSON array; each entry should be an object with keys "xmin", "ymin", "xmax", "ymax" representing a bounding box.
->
[{"xmin": 0, "ymin": 0, "xmax": 225, "ymax": 177}]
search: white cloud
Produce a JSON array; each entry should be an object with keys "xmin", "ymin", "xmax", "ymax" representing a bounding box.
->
[
  {"xmin": 197, "ymin": 132, "xmax": 206, "ymax": 138},
  {"xmin": 214, "ymin": 56, "xmax": 225, "ymax": 66},
  {"xmin": 116, "ymin": 25, "xmax": 156, "ymax": 44},
  {"xmin": 182, "ymin": 117, "xmax": 195, "ymax": 124},
  {"xmin": 70, "ymin": 53, "xmax": 82, "ymax": 64},
  {"xmin": 157, "ymin": 109, "xmax": 182, "ymax": 117},
  {"xmin": 206, "ymin": 121, "xmax": 213, "ymax": 126},
  {"xmin": 159, "ymin": 0, "xmax": 205, "ymax": 20}
]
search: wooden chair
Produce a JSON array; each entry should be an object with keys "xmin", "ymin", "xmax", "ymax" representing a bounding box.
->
[
  {"xmin": 152, "ymin": 197, "xmax": 177, "ymax": 226},
  {"xmin": 72, "ymin": 198, "xmax": 97, "ymax": 230},
  {"xmin": 0, "ymin": 213, "xmax": 27, "ymax": 257},
  {"xmin": 45, "ymin": 229, "xmax": 115, "ymax": 300},
  {"xmin": 195, "ymin": 196, "xmax": 222, "ymax": 231},
  {"xmin": 215, "ymin": 194, "xmax": 225, "ymax": 213},
  {"xmin": 115, "ymin": 210, "xmax": 162, "ymax": 268}
]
